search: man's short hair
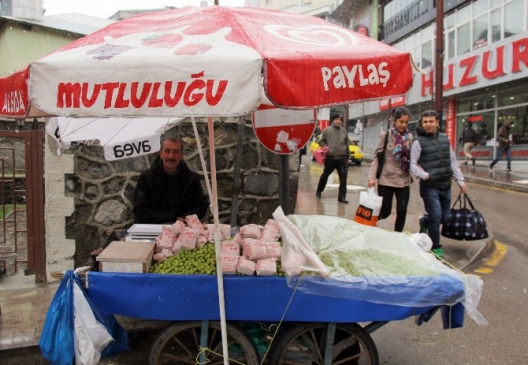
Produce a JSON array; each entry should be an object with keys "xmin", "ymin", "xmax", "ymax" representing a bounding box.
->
[
  {"xmin": 161, "ymin": 136, "xmax": 182, "ymax": 149},
  {"xmin": 421, "ymin": 110, "xmax": 439, "ymax": 119},
  {"xmin": 331, "ymin": 114, "xmax": 343, "ymax": 122}
]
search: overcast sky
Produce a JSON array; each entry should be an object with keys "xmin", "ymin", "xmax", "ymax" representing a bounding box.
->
[{"xmin": 42, "ymin": 0, "xmax": 246, "ymax": 19}]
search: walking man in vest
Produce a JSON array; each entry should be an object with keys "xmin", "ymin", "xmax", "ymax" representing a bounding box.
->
[{"xmin": 410, "ymin": 110, "xmax": 467, "ymax": 259}]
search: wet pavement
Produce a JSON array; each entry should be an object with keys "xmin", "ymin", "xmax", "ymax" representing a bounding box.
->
[{"xmin": 1, "ymin": 156, "xmax": 527, "ymax": 357}]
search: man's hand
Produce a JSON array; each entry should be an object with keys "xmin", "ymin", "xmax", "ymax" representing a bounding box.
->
[
  {"xmin": 368, "ymin": 179, "xmax": 376, "ymax": 188},
  {"xmin": 459, "ymin": 184, "xmax": 468, "ymax": 194}
]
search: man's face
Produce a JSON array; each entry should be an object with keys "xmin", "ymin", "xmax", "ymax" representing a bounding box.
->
[
  {"xmin": 332, "ymin": 117, "xmax": 343, "ymax": 127},
  {"xmin": 421, "ymin": 116, "xmax": 439, "ymax": 134},
  {"xmin": 159, "ymin": 139, "xmax": 183, "ymax": 174}
]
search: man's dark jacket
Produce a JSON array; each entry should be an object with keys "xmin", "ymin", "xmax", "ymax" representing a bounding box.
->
[
  {"xmin": 413, "ymin": 126, "xmax": 453, "ymax": 189},
  {"xmin": 133, "ymin": 156, "xmax": 209, "ymax": 224}
]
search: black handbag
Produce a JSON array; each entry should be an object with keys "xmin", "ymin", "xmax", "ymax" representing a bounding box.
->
[
  {"xmin": 375, "ymin": 131, "xmax": 389, "ymax": 179},
  {"xmin": 441, "ymin": 193, "xmax": 489, "ymax": 241}
]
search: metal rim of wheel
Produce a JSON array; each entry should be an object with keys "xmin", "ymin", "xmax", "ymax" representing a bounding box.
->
[
  {"xmin": 269, "ymin": 322, "xmax": 379, "ymax": 365},
  {"xmin": 149, "ymin": 320, "xmax": 260, "ymax": 365}
]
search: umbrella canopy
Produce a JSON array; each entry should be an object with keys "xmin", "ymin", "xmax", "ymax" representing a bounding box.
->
[
  {"xmin": 46, "ymin": 116, "xmax": 183, "ymax": 161},
  {"xmin": 0, "ymin": 6, "xmax": 414, "ymax": 119}
]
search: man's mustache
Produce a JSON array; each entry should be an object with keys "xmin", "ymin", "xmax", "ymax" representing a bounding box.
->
[{"xmin": 165, "ymin": 159, "xmax": 178, "ymax": 163}]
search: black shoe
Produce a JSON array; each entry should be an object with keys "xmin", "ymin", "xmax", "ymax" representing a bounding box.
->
[
  {"xmin": 419, "ymin": 214, "xmax": 428, "ymax": 234},
  {"xmin": 338, "ymin": 198, "xmax": 349, "ymax": 204},
  {"xmin": 316, "ymin": 192, "xmax": 321, "ymax": 198},
  {"xmin": 472, "ymin": 157, "xmax": 476, "ymax": 166}
]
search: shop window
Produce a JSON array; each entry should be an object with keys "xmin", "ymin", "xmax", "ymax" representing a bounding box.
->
[
  {"xmin": 447, "ymin": 31, "xmax": 456, "ymax": 60},
  {"xmin": 490, "ymin": 10, "xmax": 502, "ymax": 43},
  {"xmin": 498, "ymin": 108, "xmax": 528, "ymax": 144},
  {"xmin": 504, "ymin": 0, "xmax": 525, "ymax": 37},
  {"xmin": 457, "ymin": 23, "xmax": 471, "ymax": 55},
  {"xmin": 457, "ymin": 112, "xmax": 496, "ymax": 147},
  {"xmin": 473, "ymin": 15, "xmax": 489, "ymax": 49},
  {"xmin": 421, "ymin": 40, "xmax": 432, "ymax": 69}
]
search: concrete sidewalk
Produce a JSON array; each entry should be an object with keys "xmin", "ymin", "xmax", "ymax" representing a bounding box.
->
[{"xmin": 1, "ymin": 158, "xmax": 527, "ymax": 352}]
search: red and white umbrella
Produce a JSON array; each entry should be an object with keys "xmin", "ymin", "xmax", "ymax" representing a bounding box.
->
[
  {"xmin": 0, "ymin": 6, "xmax": 413, "ymax": 119},
  {"xmin": 0, "ymin": 6, "xmax": 415, "ymax": 362}
]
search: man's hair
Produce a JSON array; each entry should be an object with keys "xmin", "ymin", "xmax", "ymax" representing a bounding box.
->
[
  {"xmin": 161, "ymin": 136, "xmax": 182, "ymax": 149},
  {"xmin": 421, "ymin": 110, "xmax": 439, "ymax": 119}
]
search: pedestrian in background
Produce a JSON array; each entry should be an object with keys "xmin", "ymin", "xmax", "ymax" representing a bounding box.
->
[
  {"xmin": 315, "ymin": 114, "xmax": 350, "ymax": 203},
  {"xmin": 368, "ymin": 107, "xmax": 413, "ymax": 232},
  {"xmin": 490, "ymin": 119, "xmax": 513, "ymax": 173},
  {"xmin": 410, "ymin": 110, "xmax": 467, "ymax": 259},
  {"xmin": 462, "ymin": 123, "xmax": 479, "ymax": 165}
]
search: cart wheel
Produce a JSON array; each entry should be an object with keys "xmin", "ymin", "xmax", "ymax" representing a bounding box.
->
[
  {"xmin": 149, "ymin": 321, "xmax": 260, "ymax": 365},
  {"xmin": 269, "ymin": 322, "xmax": 378, "ymax": 365}
]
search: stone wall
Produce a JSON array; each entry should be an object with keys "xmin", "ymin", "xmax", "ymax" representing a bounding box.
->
[{"xmin": 46, "ymin": 119, "xmax": 300, "ymax": 270}]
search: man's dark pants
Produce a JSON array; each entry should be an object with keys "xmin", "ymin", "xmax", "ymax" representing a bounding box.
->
[{"xmin": 316, "ymin": 157, "xmax": 348, "ymax": 200}]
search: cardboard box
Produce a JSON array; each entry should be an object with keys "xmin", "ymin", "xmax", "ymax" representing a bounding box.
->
[{"xmin": 96, "ymin": 241, "xmax": 155, "ymax": 273}]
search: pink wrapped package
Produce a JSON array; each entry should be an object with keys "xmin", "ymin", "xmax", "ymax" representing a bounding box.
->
[
  {"xmin": 221, "ymin": 240, "xmax": 240, "ymax": 256},
  {"xmin": 196, "ymin": 230, "xmax": 209, "ymax": 248},
  {"xmin": 239, "ymin": 224, "xmax": 262, "ymax": 239},
  {"xmin": 261, "ymin": 219, "xmax": 281, "ymax": 241},
  {"xmin": 176, "ymin": 227, "xmax": 198, "ymax": 251},
  {"xmin": 243, "ymin": 239, "xmax": 268, "ymax": 260},
  {"xmin": 237, "ymin": 257, "xmax": 255, "ymax": 276},
  {"xmin": 207, "ymin": 224, "xmax": 231, "ymax": 241},
  {"xmin": 232, "ymin": 232, "xmax": 244, "ymax": 244},
  {"xmin": 170, "ymin": 220, "xmax": 186, "ymax": 235},
  {"xmin": 161, "ymin": 248, "xmax": 173, "ymax": 257},
  {"xmin": 265, "ymin": 242, "xmax": 282, "ymax": 258},
  {"xmin": 153, "ymin": 253, "xmax": 166, "ymax": 263},
  {"xmin": 221, "ymin": 254, "xmax": 239, "ymax": 275},
  {"xmin": 158, "ymin": 230, "xmax": 177, "ymax": 250},
  {"xmin": 185, "ymin": 214, "xmax": 203, "ymax": 230},
  {"xmin": 256, "ymin": 258, "xmax": 277, "ymax": 276}
]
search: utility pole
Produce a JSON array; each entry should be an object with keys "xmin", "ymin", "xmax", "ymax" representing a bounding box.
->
[{"xmin": 435, "ymin": 0, "xmax": 445, "ymax": 129}]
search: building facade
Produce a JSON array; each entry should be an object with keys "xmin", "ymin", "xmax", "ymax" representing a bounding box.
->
[{"xmin": 347, "ymin": 0, "xmax": 528, "ymax": 162}]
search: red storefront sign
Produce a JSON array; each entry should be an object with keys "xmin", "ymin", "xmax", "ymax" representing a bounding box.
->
[
  {"xmin": 420, "ymin": 37, "xmax": 528, "ymax": 97},
  {"xmin": 445, "ymin": 100, "xmax": 456, "ymax": 149}
]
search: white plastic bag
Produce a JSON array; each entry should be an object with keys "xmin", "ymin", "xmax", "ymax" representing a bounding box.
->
[
  {"xmin": 354, "ymin": 187, "xmax": 383, "ymax": 226},
  {"xmin": 73, "ymin": 283, "xmax": 113, "ymax": 365},
  {"xmin": 410, "ymin": 233, "xmax": 433, "ymax": 251}
]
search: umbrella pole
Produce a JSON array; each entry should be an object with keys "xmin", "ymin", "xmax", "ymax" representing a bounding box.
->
[
  {"xmin": 229, "ymin": 117, "xmax": 245, "ymax": 227},
  {"xmin": 208, "ymin": 117, "xmax": 229, "ymax": 365}
]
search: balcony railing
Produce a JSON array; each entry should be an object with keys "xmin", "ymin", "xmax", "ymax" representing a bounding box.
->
[{"xmin": 384, "ymin": 0, "xmax": 429, "ymax": 38}]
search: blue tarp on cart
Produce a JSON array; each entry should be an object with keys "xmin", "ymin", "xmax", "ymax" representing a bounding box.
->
[{"xmin": 87, "ymin": 272, "xmax": 464, "ymax": 326}]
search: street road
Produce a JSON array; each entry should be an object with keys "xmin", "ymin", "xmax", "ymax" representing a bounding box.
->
[{"xmin": 371, "ymin": 181, "xmax": 528, "ymax": 364}]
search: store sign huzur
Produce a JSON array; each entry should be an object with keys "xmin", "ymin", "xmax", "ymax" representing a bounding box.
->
[{"xmin": 420, "ymin": 36, "xmax": 528, "ymax": 97}]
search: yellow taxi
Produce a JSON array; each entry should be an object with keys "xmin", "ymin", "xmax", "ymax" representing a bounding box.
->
[{"xmin": 309, "ymin": 136, "xmax": 364, "ymax": 166}]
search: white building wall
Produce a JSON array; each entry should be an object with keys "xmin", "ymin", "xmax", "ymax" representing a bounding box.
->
[{"xmin": 44, "ymin": 134, "xmax": 75, "ymax": 281}]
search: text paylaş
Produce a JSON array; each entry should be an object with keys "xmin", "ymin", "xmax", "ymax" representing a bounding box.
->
[
  {"xmin": 56, "ymin": 72, "xmax": 228, "ymax": 109},
  {"xmin": 2, "ymin": 91, "xmax": 26, "ymax": 114},
  {"xmin": 321, "ymin": 62, "xmax": 390, "ymax": 91}
]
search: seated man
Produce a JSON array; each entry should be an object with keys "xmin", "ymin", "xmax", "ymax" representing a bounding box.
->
[{"xmin": 133, "ymin": 136, "xmax": 209, "ymax": 224}]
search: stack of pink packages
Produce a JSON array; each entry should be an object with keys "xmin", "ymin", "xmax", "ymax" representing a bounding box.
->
[
  {"xmin": 221, "ymin": 219, "xmax": 282, "ymax": 276},
  {"xmin": 152, "ymin": 214, "xmax": 231, "ymax": 262}
]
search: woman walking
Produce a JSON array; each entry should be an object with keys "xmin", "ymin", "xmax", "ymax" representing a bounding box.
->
[{"xmin": 367, "ymin": 107, "xmax": 413, "ymax": 232}]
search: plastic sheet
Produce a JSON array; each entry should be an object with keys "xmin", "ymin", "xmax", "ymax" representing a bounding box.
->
[{"xmin": 273, "ymin": 209, "xmax": 487, "ymax": 326}]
